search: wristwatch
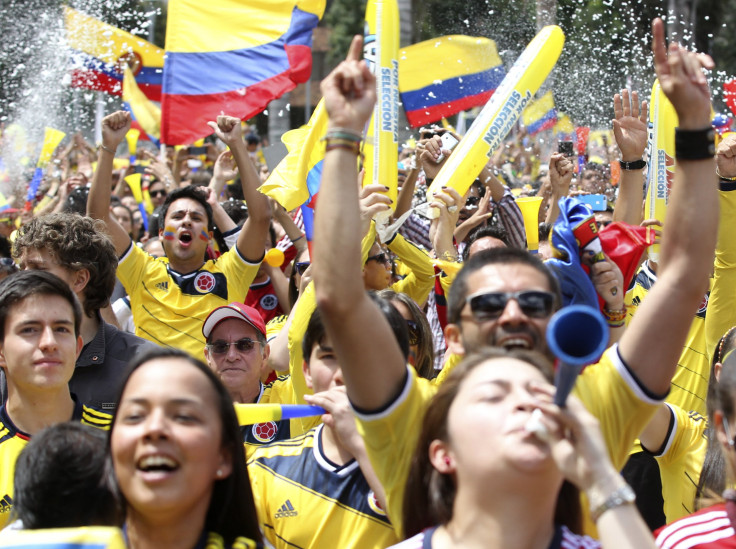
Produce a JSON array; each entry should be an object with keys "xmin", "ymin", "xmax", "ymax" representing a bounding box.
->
[
  {"xmin": 619, "ymin": 159, "xmax": 647, "ymax": 170},
  {"xmin": 590, "ymin": 483, "xmax": 636, "ymax": 522}
]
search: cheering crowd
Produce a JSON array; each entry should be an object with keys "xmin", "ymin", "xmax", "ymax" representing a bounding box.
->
[{"xmin": 0, "ymin": 15, "xmax": 734, "ymax": 549}]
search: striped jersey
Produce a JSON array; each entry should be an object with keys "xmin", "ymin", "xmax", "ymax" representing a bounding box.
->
[
  {"xmin": 655, "ymin": 504, "xmax": 736, "ymax": 548},
  {"xmin": 0, "ymin": 398, "xmax": 111, "ymax": 529},
  {"xmin": 117, "ymin": 243, "xmax": 261, "ymax": 360},
  {"xmin": 247, "ymin": 424, "xmax": 397, "ymax": 548}
]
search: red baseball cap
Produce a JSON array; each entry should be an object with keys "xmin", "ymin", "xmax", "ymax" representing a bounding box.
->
[{"xmin": 202, "ymin": 302, "xmax": 266, "ymax": 339}]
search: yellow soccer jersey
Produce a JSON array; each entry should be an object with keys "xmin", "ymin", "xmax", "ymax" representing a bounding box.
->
[
  {"xmin": 247, "ymin": 425, "xmax": 397, "ymax": 548},
  {"xmin": 265, "ymin": 315, "xmax": 288, "ymax": 343},
  {"xmin": 239, "ymin": 376, "xmax": 301, "ymax": 459},
  {"xmin": 643, "ymin": 404, "xmax": 708, "ymax": 523},
  {"xmin": 706, "ymin": 187, "xmax": 736, "ymax": 363},
  {"xmin": 355, "ymin": 345, "xmax": 663, "ymax": 538},
  {"xmin": 387, "ymin": 233, "xmax": 436, "ymax": 307},
  {"xmin": 117, "ymin": 243, "xmax": 261, "ymax": 360},
  {"xmin": 625, "ymin": 262, "xmax": 710, "ymax": 416},
  {"xmin": 0, "ymin": 400, "xmax": 111, "ymax": 529}
]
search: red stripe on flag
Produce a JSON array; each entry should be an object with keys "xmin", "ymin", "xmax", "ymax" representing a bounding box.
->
[
  {"xmin": 70, "ymin": 69, "xmax": 121, "ymax": 95},
  {"xmin": 161, "ymin": 45, "xmax": 312, "ymax": 145},
  {"xmin": 70, "ymin": 69, "xmax": 162, "ymax": 101},
  {"xmin": 405, "ymin": 89, "xmax": 495, "ymax": 128}
]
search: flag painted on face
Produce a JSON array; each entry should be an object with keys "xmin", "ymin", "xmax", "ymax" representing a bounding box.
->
[
  {"xmin": 64, "ymin": 6, "xmax": 163, "ymax": 101},
  {"xmin": 398, "ymin": 35, "xmax": 506, "ymax": 128},
  {"xmin": 521, "ymin": 90, "xmax": 557, "ymax": 135},
  {"xmin": 161, "ymin": 0, "xmax": 325, "ymax": 145}
]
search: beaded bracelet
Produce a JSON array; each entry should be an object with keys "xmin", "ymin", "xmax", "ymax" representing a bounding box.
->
[
  {"xmin": 716, "ymin": 167, "xmax": 736, "ymax": 182},
  {"xmin": 603, "ymin": 306, "xmax": 627, "ymax": 327},
  {"xmin": 98, "ymin": 143, "xmax": 116, "ymax": 155},
  {"xmin": 322, "ymin": 128, "xmax": 363, "ymax": 143},
  {"xmin": 324, "ymin": 139, "xmax": 361, "ymax": 155}
]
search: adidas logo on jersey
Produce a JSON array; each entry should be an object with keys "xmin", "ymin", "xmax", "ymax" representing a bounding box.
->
[
  {"xmin": 275, "ymin": 499, "xmax": 298, "ymax": 518},
  {"xmin": 155, "ymin": 281, "xmax": 169, "ymax": 292},
  {"xmin": 0, "ymin": 494, "xmax": 12, "ymax": 513}
]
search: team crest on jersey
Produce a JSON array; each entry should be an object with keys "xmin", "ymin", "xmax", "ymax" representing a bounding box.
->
[
  {"xmin": 260, "ymin": 294, "xmax": 278, "ymax": 311},
  {"xmin": 194, "ymin": 272, "xmax": 216, "ymax": 294},
  {"xmin": 697, "ymin": 292, "xmax": 709, "ymax": 316},
  {"xmin": 367, "ymin": 491, "xmax": 386, "ymax": 516},
  {"xmin": 252, "ymin": 421, "xmax": 277, "ymax": 443}
]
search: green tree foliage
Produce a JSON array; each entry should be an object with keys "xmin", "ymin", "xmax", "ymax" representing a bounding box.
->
[{"xmin": 324, "ymin": 0, "xmax": 368, "ymax": 67}]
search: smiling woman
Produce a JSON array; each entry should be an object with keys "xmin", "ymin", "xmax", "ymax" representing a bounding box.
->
[{"xmin": 109, "ymin": 348, "xmax": 262, "ymax": 549}]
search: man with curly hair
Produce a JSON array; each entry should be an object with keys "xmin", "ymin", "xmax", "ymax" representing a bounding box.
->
[{"xmin": 6, "ymin": 212, "xmax": 157, "ymax": 410}]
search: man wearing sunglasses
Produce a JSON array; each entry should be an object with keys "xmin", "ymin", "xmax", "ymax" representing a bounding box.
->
[
  {"xmin": 311, "ymin": 26, "xmax": 719, "ymax": 533},
  {"xmin": 202, "ymin": 302, "xmax": 292, "ymax": 448}
]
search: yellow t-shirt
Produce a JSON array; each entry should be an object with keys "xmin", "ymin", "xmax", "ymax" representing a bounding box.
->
[
  {"xmin": 643, "ymin": 403, "xmax": 708, "ymax": 523},
  {"xmin": 247, "ymin": 425, "xmax": 397, "ymax": 548},
  {"xmin": 355, "ymin": 345, "xmax": 663, "ymax": 538},
  {"xmin": 117, "ymin": 243, "xmax": 261, "ymax": 360},
  {"xmin": 625, "ymin": 262, "xmax": 710, "ymax": 417},
  {"xmin": 0, "ymin": 401, "xmax": 111, "ymax": 529}
]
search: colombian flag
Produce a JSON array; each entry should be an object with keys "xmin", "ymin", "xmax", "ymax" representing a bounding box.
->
[
  {"xmin": 554, "ymin": 112, "xmax": 575, "ymax": 137},
  {"xmin": 398, "ymin": 35, "xmax": 505, "ymax": 128},
  {"xmin": 521, "ymin": 90, "xmax": 557, "ymax": 135},
  {"xmin": 122, "ymin": 65, "xmax": 161, "ymax": 144},
  {"xmin": 260, "ymin": 99, "xmax": 327, "ymax": 242},
  {"xmin": 161, "ymin": 0, "xmax": 325, "ymax": 145},
  {"xmin": 64, "ymin": 7, "xmax": 164, "ymax": 102}
]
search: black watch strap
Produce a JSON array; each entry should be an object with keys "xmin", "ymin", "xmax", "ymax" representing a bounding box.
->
[{"xmin": 619, "ymin": 159, "xmax": 647, "ymax": 170}]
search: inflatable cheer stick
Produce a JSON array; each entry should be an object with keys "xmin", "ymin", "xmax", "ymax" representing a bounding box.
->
[
  {"xmin": 426, "ymin": 26, "xmax": 565, "ymax": 216},
  {"xmin": 362, "ymin": 0, "xmax": 400, "ymax": 224},
  {"xmin": 235, "ymin": 404, "xmax": 326, "ymax": 426},
  {"xmin": 644, "ymin": 79, "xmax": 677, "ymax": 264}
]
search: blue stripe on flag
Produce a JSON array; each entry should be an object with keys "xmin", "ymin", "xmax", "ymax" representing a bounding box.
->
[
  {"xmin": 163, "ymin": 8, "xmax": 318, "ymax": 96},
  {"xmin": 400, "ymin": 66, "xmax": 505, "ymax": 111}
]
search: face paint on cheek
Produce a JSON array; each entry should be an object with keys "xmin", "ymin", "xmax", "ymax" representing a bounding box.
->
[
  {"xmin": 199, "ymin": 230, "xmax": 209, "ymax": 242},
  {"xmin": 163, "ymin": 226, "xmax": 176, "ymax": 241}
]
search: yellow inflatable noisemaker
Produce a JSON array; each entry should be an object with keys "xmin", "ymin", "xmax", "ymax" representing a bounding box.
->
[{"xmin": 426, "ymin": 26, "xmax": 565, "ymax": 216}]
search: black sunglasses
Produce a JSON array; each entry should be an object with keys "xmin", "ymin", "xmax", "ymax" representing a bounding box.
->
[
  {"xmin": 149, "ymin": 189, "xmax": 167, "ymax": 198},
  {"xmin": 406, "ymin": 319, "xmax": 420, "ymax": 346},
  {"xmin": 366, "ymin": 252, "xmax": 390, "ymax": 265},
  {"xmin": 465, "ymin": 290, "xmax": 555, "ymax": 321},
  {"xmin": 464, "ymin": 196, "xmax": 481, "ymax": 208},
  {"xmin": 206, "ymin": 337, "xmax": 260, "ymax": 355},
  {"xmin": 295, "ymin": 261, "xmax": 310, "ymax": 275}
]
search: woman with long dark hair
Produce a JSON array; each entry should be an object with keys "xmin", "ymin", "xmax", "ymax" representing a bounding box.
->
[
  {"xmin": 393, "ymin": 349, "xmax": 654, "ymax": 548},
  {"xmin": 109, "ymin": 348, "xmax": 262, "ymax": 548}
]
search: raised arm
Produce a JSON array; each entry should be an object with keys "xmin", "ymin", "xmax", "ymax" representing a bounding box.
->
[
  {"xmin": 87, "ymin": 111, "xmax": 134, "ymax": 256},
  {"xmin": 704, "ymin": 134, "xmax": 736, "ymax": 358},
  {"xmin": 618, "ymin": 18, "xmax": 718, "ymax": 395},
  {"xmin": 208, "ymin": 116, "xmax": 271, "ymax": 261},
  {"xmin": 612, "ymin": 89, "xmax": 648, "ymax": 225},
  {"xmin": 544, "ymin": 152, "xmax": 573, "ymax": 224},
  {"xmin": 313, "ymin": 36, "xmax": 407, "ymax": 411}
]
